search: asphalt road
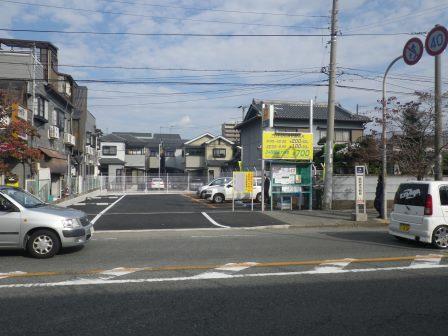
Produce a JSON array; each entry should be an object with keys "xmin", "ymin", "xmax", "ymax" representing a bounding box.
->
[
  {"xmin": 1, "ymin": 225, "xmax": 448, "ymax": 335},
  {"xmin": 69, "ymin": 194, "xmax": 284, "ymax": 230}
]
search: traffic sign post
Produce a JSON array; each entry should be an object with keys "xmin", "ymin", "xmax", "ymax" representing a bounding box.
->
[
  {"xmin": 425, "ymin": 25, "xmax": 448, "ymax": 181},
  {"xmin": 403, "ymin": 38, "xmax": 424, "ymax": 66}
]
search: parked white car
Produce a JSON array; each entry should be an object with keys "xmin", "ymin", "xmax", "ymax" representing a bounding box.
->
[
  {"xmin": 389, "ymin": 181, "xmax": 448, "ymax": 248},
  {"xmin": 197, "ymin": 177, "xmax": 232, "ymax": 198},
  {"xmin": 149, "ymin": 178, "xmax": 165, "ymax": 189},
  {"xmin": 205, "ymin": 177, "xmax": 262, "ymax": 203}
]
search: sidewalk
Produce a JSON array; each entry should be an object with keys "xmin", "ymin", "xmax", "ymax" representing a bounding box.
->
[{"xmin": 265, "ymin": 209, "xmax": 389, "ymax": 228}]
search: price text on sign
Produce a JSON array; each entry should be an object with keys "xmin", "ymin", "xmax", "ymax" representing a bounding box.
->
[
  {"xmin": 245, "ymin": 172, "xmax": 254, "ymax": 193},
  {"xmin": 262, "ymin": 132, "xmax": 313, "ymax": 160},
  {"xmin": 403, "ymin": 38, "xmax": 424, "ymax": 66},
  {"xmin": 425, "ymin": 25, "xmax": 448, "ymax": 56}
]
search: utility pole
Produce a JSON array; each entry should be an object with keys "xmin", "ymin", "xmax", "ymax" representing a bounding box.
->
[
  {"xmin": 322, "ymin": 0, "xmax": 338, "ymax": 210},
  {"xmin": 434, "ymin": 53, "xmax": 443, "ymax": 180}
]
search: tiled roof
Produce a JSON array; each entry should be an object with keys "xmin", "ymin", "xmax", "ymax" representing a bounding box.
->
[{"xmin": 252, "ymin": 99, "xmax": 370, "ymax": 123}]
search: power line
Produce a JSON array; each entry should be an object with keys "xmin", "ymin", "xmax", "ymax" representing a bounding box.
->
[
  {"xmin": 0, "ymin": 0, "xmax": 327, "ymax": 30},
  {"xmin": 93, "ymin": 0, "xmax": 330, "ymax": 18},
  {"xmin": 0, "ymin": 60, "xmax": 321, "ymax": 73},
  {"xmin": 0, "ymin": 28, "xmax": 424, "ymax": 37}
]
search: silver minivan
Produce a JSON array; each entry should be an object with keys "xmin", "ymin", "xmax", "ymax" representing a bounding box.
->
[{"xmin": 0, "ymin": 187, "xmax": 93, "ymax": 258}]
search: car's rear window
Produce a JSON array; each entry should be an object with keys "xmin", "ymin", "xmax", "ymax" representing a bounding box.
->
[{"xmin": 394, "ymin": 183, "xmax": 429, "ymax": 206}]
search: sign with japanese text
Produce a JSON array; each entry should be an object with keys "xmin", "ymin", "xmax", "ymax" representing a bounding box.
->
[
  {"xmin": 355, "ymin": 165, "xmax": 365, "ymax": 205},
  {"xmin": 262, "ymin": 131, "xmax": 313, "ymax": 160},
  {"xmin": 233, "ymin": 172, "xmax": 253, "ymax": 193}
]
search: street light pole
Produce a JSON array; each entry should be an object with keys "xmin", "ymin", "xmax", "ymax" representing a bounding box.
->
[{"xmin": 381, "ymin": 55, "xmax": 403, "ymax": 220}]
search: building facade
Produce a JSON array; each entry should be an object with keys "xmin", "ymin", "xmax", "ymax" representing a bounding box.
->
[
  {"xmin": 236, "ymin": 99, "xmax": 370, "ymax": 171},
  {"xmin": 0, "ymin": 38, "xmax": 99, "ymax": 200},
  {"xmin": 221, "ymin": 122, "xmax": 240, "ymax": 144}
]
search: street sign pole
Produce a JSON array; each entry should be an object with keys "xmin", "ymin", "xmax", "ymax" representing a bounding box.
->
[
  {"xmin": 435, "ymin": 53, "xmax": 443, "ymax": 180},
  {"xmin": 425, "ymin": 24, "xmax": 448, "ymax": 181}
]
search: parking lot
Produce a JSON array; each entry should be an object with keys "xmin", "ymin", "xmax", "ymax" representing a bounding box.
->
[{"xmin": 69, "ymin": 193, "xmax": 286, "ymax": 231}]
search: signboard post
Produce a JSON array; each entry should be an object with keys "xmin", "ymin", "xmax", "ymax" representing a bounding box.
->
[
  {"xmin": 353, "ymin": 166, "xmax": 367, "ymax": 222},
  {"xmin": 233, "ymin": 172, "xmax": 254, "ymax": 212}
]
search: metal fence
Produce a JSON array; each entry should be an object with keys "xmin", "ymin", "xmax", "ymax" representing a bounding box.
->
[
  {"xmin": 100, "ymin": 174, "xmax": 211, "ymax": 193},
  {"xmin": 25, "ymin": 179, "xmax": 51, "ymax": 202}
]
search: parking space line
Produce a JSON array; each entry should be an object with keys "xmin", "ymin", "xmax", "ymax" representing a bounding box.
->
[
  {"xmin": 201, "ymin": 212, "xmax": 230, "ymax": 228},
  {"xmin": 183, "ymin": 194, "xmax": 216, "ymax": 209},
  {"xmin": 91, "ymin": 195, "xmax": 125, "ymax": 224}
]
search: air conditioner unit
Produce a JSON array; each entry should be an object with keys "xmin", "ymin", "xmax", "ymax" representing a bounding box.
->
[
  {"xmin": 63, "ymin": 133, "xmax": 76, "ymax": 146},
  {"xmin": 85, "ymin": 145, "xmax": 94, "ymax": 155},
  {"xmin": 17, "ymin": 106, "xmax": 28, "ymax": 121},
  {"xmin": 48, "ymin": 125, "xmax": 60, "ymax": 139}
]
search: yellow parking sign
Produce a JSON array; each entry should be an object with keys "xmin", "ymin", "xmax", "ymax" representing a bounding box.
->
[
  {"xmin": 262, "ymin": 131, "xmax": 313, "ymax": 160},
  {"xmin": 245, "ymin": 172, "xmax": 254, "ymax": 193}
]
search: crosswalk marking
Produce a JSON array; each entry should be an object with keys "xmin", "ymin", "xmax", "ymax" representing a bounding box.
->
[
  {"xmin": 312, "ymin": 259, "xmax": 354, "ymax": 273},
  {"xmin": 192, "ymin": 262, "xmax": 258, "ymax": 279},
  {"xmin": 0, "ymin": 271, "xmax": 27, "ymax": 279},
  {"xmin": 411, "ymin": 254, "xmax": 443, "ymax": 268}
]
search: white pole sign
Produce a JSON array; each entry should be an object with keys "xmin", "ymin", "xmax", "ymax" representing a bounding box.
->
[
  {"xmin": 355, "ymin": 166, "xmax": 365, "ymax": 206},
  {"xmin": 403, "ymin": 38, "xmax": 424, "ymax": 65},
  {"xmin": 425, "ymin": 25, "xmax": 448, "ymax": 56}
]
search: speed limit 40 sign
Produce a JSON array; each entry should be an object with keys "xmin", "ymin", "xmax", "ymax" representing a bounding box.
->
[{"xmin": 425, "ymin": 25, "xmax": 448, "ymax": 56}]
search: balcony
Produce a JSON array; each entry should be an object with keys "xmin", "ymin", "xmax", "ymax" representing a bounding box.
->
[
  {"xmin": 63, "ymin": 133, "xmax": 76, "ymax": 146},
  {"xmin": 48, "ymin": 125, "xmax": 60, "ymax": 139}
]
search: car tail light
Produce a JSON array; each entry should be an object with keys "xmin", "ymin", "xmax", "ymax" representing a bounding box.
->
[{"xmin": 424, "ymin": 194, "xmax": 433, "ymax": 216}]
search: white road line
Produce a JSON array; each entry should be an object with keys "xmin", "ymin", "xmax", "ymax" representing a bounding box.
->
[
  {"xmin": 312, "ymin": 258, "xmax": 354, "ymax": 273},
  {"xmin": 191, "ymin": 262, "xmax": 257, "ymax": 279},
  {"xmin": 411, "ymin": 254, "xmax": 443, "ymax": 268},
  {"xmin": 74, "ymin": 203, "xmax": 86, "ymax": 206},
  {"xmin": 95, "ymin": 203, "xmax": 110, "ymax": 206},
  {"xmin": 91, "ymin": 195, "xmax": 125, "ymax": 224},
  {"xmin": 98, "ymin": 267, "xmax": 143, "ymax": 280},
  {"xmin": 0, "ymin": 271, "xmax": 27, "ymax": 279},
  {"xmin": 215, "ymin": 262, "xmax": 258, "ymax": 272},
  {"xmin": 201, "ymin": 212, "xmax": 230, "ymax": 228},
  {"xmin": 2, "ymin": 264, "xmax": 448, "ymax": 289},
  {"xmin": 94, "ymin": 225, "xmax": 289, "ymax": 233}
]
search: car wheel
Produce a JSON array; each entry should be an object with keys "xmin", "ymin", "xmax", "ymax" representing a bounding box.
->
[
  {"xmin": 256, "ymin": 193, "xmax": 262, "ymax": 203},
  {"xmin": 213, "ymin": 194, "xmax": 224, "ymax": 204},
  {"xmin": 432, "ymin": 225, "xmax": 448, "ymax": 249},
  {"xmin": 27, "ymin": 230, "xmax": 61, "ymax": 259},
  {"xmin": 200, "ymin": 191, "xmax": 206, "ymax": 199}
]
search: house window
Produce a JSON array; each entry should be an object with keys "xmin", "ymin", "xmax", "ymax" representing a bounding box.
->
[
  {"xmin": 186, "ymin": 148, "xmax": 205, "ymax": 156},
  {"xmin": 165, "ymin": 150, "xmax": 174, "ymax": 157},
  {"xmin": 335, "ymin": 130, "xmax": 350, "ymax": 142},
  {"xmin": 126, "ymin": 148, "xmax": 144, "ymax": 155},
  {"xmin": 102, "ymin": 146, "xmax": 117, "ymax": 156},
  {"xmin": 319, "ymin": 129, "xmax": 350, "ymax": 142},
  {"xmin": 213, "ymin": 148, "xmax": 226, "ymax": 158},
  {"xmin": 55, "ymin": 109, "xmax": 65, "ymax": 130},
  {"xmin": 86, "ymin": 132, "xmax": 91, "ymax": 145},
  {"xmin": 34, "ymin": 96, "xmax": 48, "ymax": 121}
]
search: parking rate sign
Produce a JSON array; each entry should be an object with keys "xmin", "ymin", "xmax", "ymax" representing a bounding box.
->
[
  {"xmin": 403, "ymin": 38, "xmax": 424, "ymax": 65},
  {"xmin": 425, "ymin": 25, "xmax": 448, "ymax": 56},
  {"xmin": 233, "ymin": 172, "xmax": 253, "ymax": 193}
]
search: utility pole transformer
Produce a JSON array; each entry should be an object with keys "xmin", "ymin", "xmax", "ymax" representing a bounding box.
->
[{"xmin": 323, "ymin": 0, "xmax": 338, "ymax": 210}]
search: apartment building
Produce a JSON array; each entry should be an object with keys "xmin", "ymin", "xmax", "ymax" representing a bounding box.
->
[
  {"xmin": 221, "ymin": 121, "xmax": 240, "ymax": 144},
  {"xmin": 0, "ymin": 38, "xmax": 99, "ymax": 199}
]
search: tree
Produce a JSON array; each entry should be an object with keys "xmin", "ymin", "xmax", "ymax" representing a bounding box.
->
[{"xmin": 0, "ymin": 90, "xmax": 41, "ymax": 178}]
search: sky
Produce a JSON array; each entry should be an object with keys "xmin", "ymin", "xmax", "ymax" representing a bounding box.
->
[{"xmin": 0, "ymin": 0, "xmax": 447, "ymax": 139}]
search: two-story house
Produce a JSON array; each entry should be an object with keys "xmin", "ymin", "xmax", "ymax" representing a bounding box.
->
[
  {"xmin": 184, "ymin": 133, "xmax": 237, "ymax": 180},
  {"xmin": 236, "ymin": 99, "xmax": 370, "ymax": 171}
]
